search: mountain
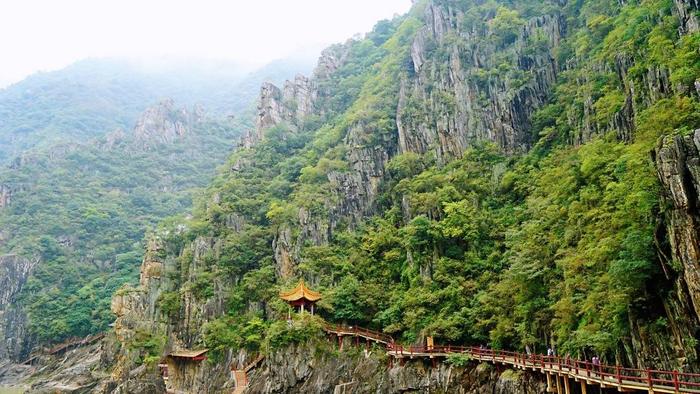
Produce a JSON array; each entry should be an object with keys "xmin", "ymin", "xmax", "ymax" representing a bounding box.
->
[
  {"xmin": 0, "ymin": 56, "xmax": 316, "ymax": 163},
  {"xmin": 0, "ymin": 99, "xmax": 252, "ymax": 360},
  {"xmin": 8, "ymin": 0, "xmax": 700, "ymax": 392},
  {"xmin": 0, "ymin": 55, "xmax": 316, "ymax": 360},
  {"xmin": 94, "ymin": 0, "xmax": 700, "ymax": 392}
]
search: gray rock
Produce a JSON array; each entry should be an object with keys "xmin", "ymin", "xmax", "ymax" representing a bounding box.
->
[{"xmin": 0, "ymin": 255, "xmax": 36, "ymax": 361}]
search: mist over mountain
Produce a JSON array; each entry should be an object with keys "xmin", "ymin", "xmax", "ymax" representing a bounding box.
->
[{"xmin": 0, "ymin": 55, "xmax": 316, "ymax": 163}]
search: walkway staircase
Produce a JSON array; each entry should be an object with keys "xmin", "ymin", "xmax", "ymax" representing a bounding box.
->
[{"xmin": 231, "ymin": 354, "xmax": 265, "ymax": 394}]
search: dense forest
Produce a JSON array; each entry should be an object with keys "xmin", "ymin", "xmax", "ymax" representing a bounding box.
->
[
  {"xmin": 117, "ymin": 0, "xmax": 700, "ymax": 375},
  {"xmin": 0, "ymin": 101, "xmax": 248, "ymax": 347}
]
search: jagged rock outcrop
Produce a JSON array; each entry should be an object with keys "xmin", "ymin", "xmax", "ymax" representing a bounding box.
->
[
  {"xmin": 674, "ymin": 0, "xmax": 699, "ymax": 34},
  {"xmin": 0, "ymin": 255, "xmax": 36, "ymax": 361},
  {"xmin": 654, "ymin": 130, "xmax": 700, "ymax": 322},
  {"xmin": 250, "ymin": 73, "xmax": 328, "ymax": 278},
  {"xmin": 635, "ymin": 129, "xmax": 700, "ymax": 372},
  {"xmin": 108, "ymin": 238, "xmax": 170, "ymax": 391},
  {"xmin": 398, "ymin": 9, "xmax": 564, "ymax": 159},
  {"xmin": 328, "ymin": 128, "xmax": 392, "ymax": 224},
  {"xmin": 0, "ymin": 185, "xmax": 12, "ymax": 208},
  {"xmin": 251, "ymin": 75, "xmax": 316, "ymax": 146},
  {"xmin": 314, "ymin": 44, "xmax": 349, "ymax": 82},
  {"xmin": 133, "ymin": 99, "xmax": 200, "ymax": 148},
  {"xmin": 107, "ymin": 236, "xmax": 235, "ymax": 393},
  {"xmin": 247, "ymin": 342, "xmax": 546, "ymax": 394}
]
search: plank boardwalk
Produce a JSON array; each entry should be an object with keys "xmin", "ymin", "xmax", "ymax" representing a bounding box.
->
[
  {"xmin": 323, "ymin": 323, "xmax": 393, "ymax": 345},
  {"xmin": 323, "ymin": 322, "xmax": 700, "ymax": 393}
]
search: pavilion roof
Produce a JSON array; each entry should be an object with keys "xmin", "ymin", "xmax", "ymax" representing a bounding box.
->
[
  {"xmin": 168, "ymin": 349, "xmax": 208, "ymax": 359},
  {"xmin": 279, "ymin": 280, "xmax": 321, "ymax": 302}
]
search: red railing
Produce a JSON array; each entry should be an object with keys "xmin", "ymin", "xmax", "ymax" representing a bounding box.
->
[
  {"xmin": 384, "ymin": 344, "xmax": 700, "ymax": 392},
  {"xmin": 321, "ymin": 320, "xmax": 700, "ymax": 392},
  {"xmin": 323, "ymin": 323, "xmax": 394, "ymax": 344}
]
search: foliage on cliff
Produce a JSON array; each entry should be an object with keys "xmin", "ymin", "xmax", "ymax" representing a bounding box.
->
[
  {"xmin": 145, "ymin": 0, "xmax": 700, "ymax": 367},
  {"xmin": 0, "ymin": 112, "xmax": 247, "ymax": 344}
]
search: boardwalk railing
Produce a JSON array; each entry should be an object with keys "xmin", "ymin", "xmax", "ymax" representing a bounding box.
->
[
  {"xmin": 385, "ymin": 344, "xmax": 700, "ymax": 393},
  {"xmin": 323, "ymin": 323, "xmax": 394, "ymax": 345},
  {"xmin": 318, "ymin": 320, "xmax": 700, "ymax": 393}
]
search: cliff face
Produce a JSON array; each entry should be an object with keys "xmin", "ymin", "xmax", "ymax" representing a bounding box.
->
[
  {"xmin": 247, "ymin": 343, "xmax": 545, "ymax": 394},
  {"xmin": 674, "ymin": 0, "xmax": 699, "ymax": 34},
  {"xmin": 655, "ymin": 130, "xmax": 700, "ymax": 321},
  {"xmin": 398, "ymin": 7, "xmax": 563, "ymax": 158},
  {"xmin": 106, "ymin": 237, "xmax": 236, "ymax": 393},
  {"xmin": 650, "ymin": 130, "xmax": 700, "ymax": 370},
  {"xmin": 132, "ymin": 99, "xmax": 203, "ymax": 149},
  {"xmin": 107, "ymin": 238, "xmax": 172, "ymax": 393},
  {"xmin": 95, "ymin": 0, "xmax": 700, "ymax": 392},
  {"xmin": 0, "ymin": 255, "xmax": 36, "ymax": 361}
]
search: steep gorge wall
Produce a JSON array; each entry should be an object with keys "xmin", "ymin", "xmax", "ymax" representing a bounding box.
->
[
  {"xmin": 0, "ymin": 255, "xmax": 36, "ymax": 361},
  {"xmin": 100, "ymin": 0, "xmax": 700, "ymax": 391},
  {"xmin": 398, "ymin": 7, "xmax": 563, "ymax": 158},
  {"xmin": 247, "ymin": 343, "xmax": 546, "ymax": 394}
]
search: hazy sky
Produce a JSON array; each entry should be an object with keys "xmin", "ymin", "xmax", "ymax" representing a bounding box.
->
[{"xmin": 0, "ymin": 0, "xmax": 412, "ymax": 86}]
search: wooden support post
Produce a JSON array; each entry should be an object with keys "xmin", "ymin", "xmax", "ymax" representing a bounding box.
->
[
  {"xmin": 646, "ymin": 368, "xmax": 654, "ymax": 394},
  {"xmin": 563, "ymin": 376, "xmax": 570, "ymax": 394},
  {"xmin": 580, "ymin": 381, "xmax": 587, "ymax": 394},
  {"xmin": 338, "ymin": 335, "xmax": 343, "ymax": 351},
  {"xmin": 556, "ymin": 375, "xmax": 562, "ymax": 394},
  {"xmin": 546, "ymin": 373, "xmax": 555, "ymax": 393}
]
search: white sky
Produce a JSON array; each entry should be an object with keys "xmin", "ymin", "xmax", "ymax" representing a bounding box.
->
[{"xmin": 0, "ymin": 0, "xmax": 412, "ymax": 86}]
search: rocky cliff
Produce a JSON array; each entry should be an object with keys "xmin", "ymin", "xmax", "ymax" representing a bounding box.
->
[
  {"xmin": 648, "ymin": 130, "xmax": 700, "ymax": 371},
  {"xmin": 674, "ymin": 0, "xmax": 699, "ymax": 34},
  {"xmin": 105, "ymin": 236, "xmax": 236, "ymax": 393},
  {"xmin": 0, "ymin": 255, "xmax": 36, "ymax": 361},
  {"xmin": 46, "ymin": 0, "xmax": 700, "ymax": 392},
  {"xmin": 133, "ymin": 99, "xmax": 204, "ymax": 149},
  {"xmin": 398, "ymin": 8, "xmax": 563, "ymax": 158},
  {"xmin": 247, "ymin": 343, "xmax": 545, "ymax": 394}
]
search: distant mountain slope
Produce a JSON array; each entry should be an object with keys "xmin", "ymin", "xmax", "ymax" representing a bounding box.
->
[
  {"xmin": 0, "ymin": 99, "xmax": 248, "ymax": 358},
  {"xmin": 0, "ymin": 56, "xmax": 315, "ymax": 163}
]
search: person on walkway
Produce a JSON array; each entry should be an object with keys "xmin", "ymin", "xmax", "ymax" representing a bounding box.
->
[{"xmin": 547, "ymin": 347, "xmax": 554, "ymax": 357}]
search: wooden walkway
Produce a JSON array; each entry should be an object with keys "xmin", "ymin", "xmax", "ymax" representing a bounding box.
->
[
  {"xmin": 323, "ymin": 323, "xmax": 393, "ymax": 345},
  {"xmin": 386, "ymin": 344, "xmax": 700, "ymax": 393},
  {"xmin": 319, "ymin": 321, "xmax": 700, "ymax": 393}
]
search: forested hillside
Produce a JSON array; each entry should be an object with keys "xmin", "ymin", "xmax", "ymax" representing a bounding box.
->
[
  {"xmin": 0, "ymin": 99, "xmax": 250, "ymax": 361},
  {"xmin": 103, "ymin": 0, "xmax": 700, "ymax": 391}
]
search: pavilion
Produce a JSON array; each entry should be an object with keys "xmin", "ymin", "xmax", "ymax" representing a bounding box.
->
[{"xmin": 279, "ymin": 280, "xmax": 321, "ymax": 315}]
